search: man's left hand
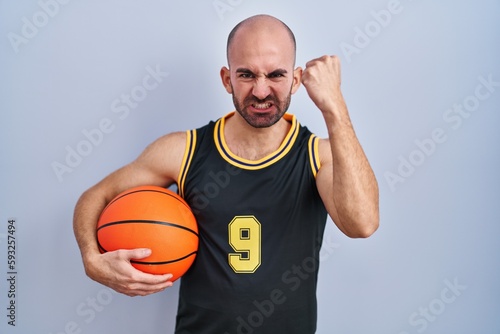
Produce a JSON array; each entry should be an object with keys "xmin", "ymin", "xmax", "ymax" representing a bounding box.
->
[{"xmin": 301, "ymin": 55, "xmax": 343, "ymax": 113}]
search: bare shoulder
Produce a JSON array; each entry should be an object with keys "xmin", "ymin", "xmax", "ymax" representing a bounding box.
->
[
  {"xmin": 317, "ymin": 138, "xmax": 332, "ymax": 166},
  {"xmin": 144, "ymin": 131, "xmax": 187, "ymax": 154},
  {"xmin": 132, "ymin": 131, "xmax": 188, "ymax": 185},
  {"xmin": 85, "ymin": 131, "xmax": 188, "ymax": 201}
]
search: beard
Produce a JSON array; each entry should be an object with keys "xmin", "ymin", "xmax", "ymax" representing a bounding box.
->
[{"xmin": 231, "ymin": 89, "xmax": 292, "ymax": 128}]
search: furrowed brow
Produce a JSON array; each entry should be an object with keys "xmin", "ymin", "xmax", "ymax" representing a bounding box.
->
[
  {"xmin": 267, "ymin": 69, "xmax": 288, "ymax": 77},
  {"xmin": 234, "ymin": 68, "xmax": 288, "ymax": 77},
  {"xmin": 235, "ymin": 68, "xmax": 255, "ymax": 75}
]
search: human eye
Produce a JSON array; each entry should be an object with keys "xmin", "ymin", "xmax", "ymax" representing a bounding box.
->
[
  {"xmin": 268, "ymin": 70, "xmax": 287, "ymax": 79},
  {"xmin": 236, "ymin": 69, "xmax": 255, "ymax": 79},
  {"xmin": 239, "ymin": 73, "xmax": 254, "ymax": 79}
]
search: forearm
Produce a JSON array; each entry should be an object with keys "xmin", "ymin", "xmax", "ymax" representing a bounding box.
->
[
  {"xmin": 73, "ymin": 187, "xmax": 108, "ymax": 268},
  {"xmin": 322, "ymin": 98, "xmax": 379, "ymax": 237},
  {"xmin": 73, "ymin": 163, "xmax": 140, "ymax": 263}
]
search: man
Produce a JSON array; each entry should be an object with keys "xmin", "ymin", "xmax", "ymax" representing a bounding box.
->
[{"xmin": 74, "ymin": 14, "xmax": 379, "ymax": 333}]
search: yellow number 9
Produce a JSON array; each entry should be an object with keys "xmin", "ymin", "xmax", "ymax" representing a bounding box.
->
[{"xmin": 228, "ymin": 216, "xmax": 261, "ymax": 273}]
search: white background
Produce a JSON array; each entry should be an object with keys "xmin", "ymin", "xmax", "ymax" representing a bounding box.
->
[{"xmin": 1, "ymin": 0, "xmax": 499, "ymax": 333}]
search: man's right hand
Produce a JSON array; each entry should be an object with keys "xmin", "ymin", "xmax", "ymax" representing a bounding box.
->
[
  {"xmin": 84, "ymin": 248, "xmax": 173, "ymax": 297},
  {"xmin": 73, "ymin": 132, "xmax": 186, "ymax": 296}
]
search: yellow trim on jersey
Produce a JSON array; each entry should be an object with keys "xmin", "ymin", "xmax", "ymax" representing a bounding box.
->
[
  {"xmin": 177, "ymin": 129, "xmax": 197, "ymax": 198},
  {"xmin": 308, "ymin": 135, "xmax": 321, "ymax": 178},
  {"xmin": 214, "ymin": 112, "xmax": 300, "ymax": 170}
]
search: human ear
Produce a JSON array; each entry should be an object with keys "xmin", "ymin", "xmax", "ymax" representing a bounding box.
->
[
  {"xmin": 291, "ymin": 67, "xmax": 303, "ymax": 94},
  {"xmin": 220, "ymin": 66, "xmax": 233, "ymax": 94}
]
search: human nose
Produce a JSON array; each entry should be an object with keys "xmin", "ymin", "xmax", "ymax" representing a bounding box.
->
[{"xmin": 252, "ymin": 77, "xmax": 271, "ymax": 100}]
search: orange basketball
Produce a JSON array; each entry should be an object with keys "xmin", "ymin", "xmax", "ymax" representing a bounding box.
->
[{"xmin": 96, "ymin": 185, "xmax": 198, "ymax": 281}]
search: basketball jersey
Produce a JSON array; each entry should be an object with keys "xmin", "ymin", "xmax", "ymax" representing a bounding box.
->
[{"xmin": 174, "ymin": 112, "xmax": 328, "ymax": 334}]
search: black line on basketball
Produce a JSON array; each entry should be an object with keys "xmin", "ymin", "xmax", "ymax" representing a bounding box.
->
[
  {"xmin": 97, "ymin": 219, "xmax": 199, "ymax": 237},
  {"xmin": 130, "ymin": 251, "xmax": 198, "ymax": 265},
  {"xmin": 97, "ymin": 242, "xmax": 106, "ymax": 253}
]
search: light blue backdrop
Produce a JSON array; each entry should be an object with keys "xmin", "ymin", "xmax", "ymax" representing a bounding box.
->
[{"xmin": 1, "ymin": 0, "xmax": 499, "ymax": 333}]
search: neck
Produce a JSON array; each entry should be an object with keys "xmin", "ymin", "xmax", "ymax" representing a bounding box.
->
[{"xmin": 224, "ymin": 112, "xmax": 291, "ymax": 161}]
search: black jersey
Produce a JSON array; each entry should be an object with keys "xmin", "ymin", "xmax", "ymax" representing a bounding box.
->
[{"xmin": 175, "ymin": 112, "xmax": 328, "ymax": 334}]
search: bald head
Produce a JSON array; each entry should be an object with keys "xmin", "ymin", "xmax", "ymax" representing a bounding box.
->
[{"xmin": 226, "ymin": 15, "xmax": 297, "ymax": 67}]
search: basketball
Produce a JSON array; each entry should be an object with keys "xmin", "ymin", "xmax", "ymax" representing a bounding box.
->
[{"xmin": 96, "ymin": 185, "xmax": 198, "ymax": 281}]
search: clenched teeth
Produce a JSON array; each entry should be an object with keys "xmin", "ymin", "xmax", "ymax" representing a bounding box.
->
[{"xmin": 253, "ymin": 103, "xmax": 272, "ymax": 109}]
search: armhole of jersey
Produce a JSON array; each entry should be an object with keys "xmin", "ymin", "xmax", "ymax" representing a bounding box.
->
[
  {"xmin": 308, "ymin": 134, "xmax": 321, "ymax": 178},
  {"xmin": 177, "ymin": 129, "xmax": 197, "ymax": 198}
]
